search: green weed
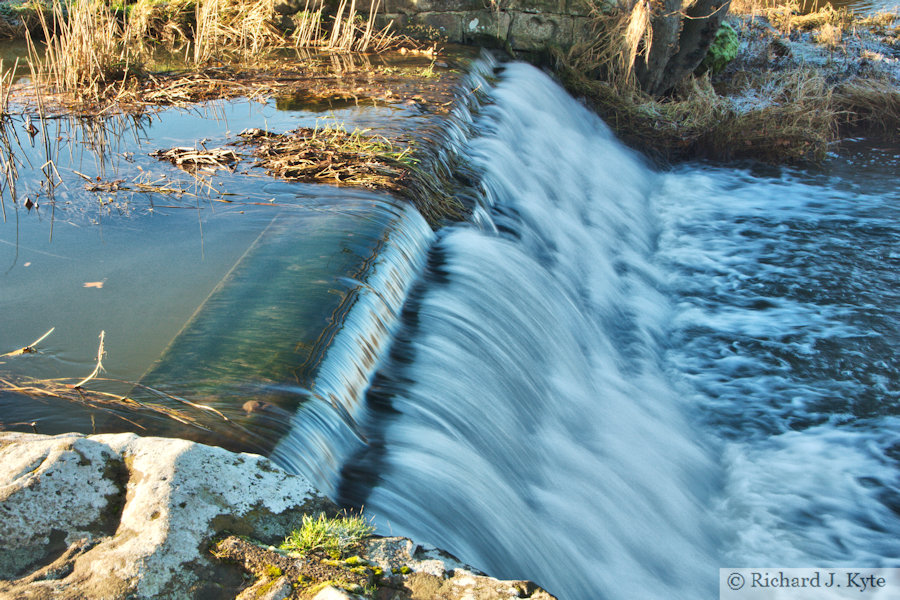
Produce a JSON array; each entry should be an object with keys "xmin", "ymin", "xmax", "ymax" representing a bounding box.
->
[{"xmin": 279, "ymin": 512, "xmax": 375, "ymax": 558}]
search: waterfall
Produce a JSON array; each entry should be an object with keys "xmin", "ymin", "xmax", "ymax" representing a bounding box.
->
[
  {"xmin": 337, "ymin": 62, "xmax": 723, "ymax": 599},
  {"xmin": 270, "ymin": 203, "xmax": 435, "ymax": 495},
  {"xmin": 246, "ymin": 56, "xmax": 899, "ymax": 599}
]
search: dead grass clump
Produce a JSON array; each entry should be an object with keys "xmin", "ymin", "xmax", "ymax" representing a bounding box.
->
[
  {"xmin": 151, "ymin": 146, "xmax": 241, "ymax": 173},
  {"xmin": 238, "ymin": 124, "xmax": 465, "ymax": 225},
  {"xmin": 238, "ymin": 124, "xmax": 412, "ymax": 187},
  {"xmin": 28, "ymin": 0, "xmax": 144, "ymax": 104},
  {"xmin": 834, "ymin": 77, "xmax": 900, "ymax": 136},
  {"xmin": 790, "ymin": 3, "xmax": 852, "ymax": 31},
  {"xmin": 564, "ymin": 3, "xmax": 645, "ymax": 90},
  {"xmin": 730, "ymin": 0, "xmax": 852, "ymax": 35},
  {"xmin": 710, "ymin": 71, "xmax": 836, "ymax": 161},
  {"xmin": 126, "ymin": 0, "xmax": 198, "ymax": 47},
  {"xmin": 856, "ymin": 11, "xmax": 899, "ymax": 35}
]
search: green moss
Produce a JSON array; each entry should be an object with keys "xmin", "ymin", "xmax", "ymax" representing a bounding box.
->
[
  {"xmin": 699, "ymin": 21, "xmax": 739, "ymax": 75},
  {"xmin": 255, "ymin": 577, "xmax": 278, "ymax": 598},
  {"xmin": 263, "ymin": 564, "xmax": 282, "ymax": 578},
  {"xmin": 344, "ymin": 556, "xmax": 368, "ymax": 566},
  {"xmin": 305, "ymin": 579, "xmax": 355, "ymax": 596}
]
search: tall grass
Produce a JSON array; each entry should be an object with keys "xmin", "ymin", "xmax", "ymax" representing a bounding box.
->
[
  {"xmin": 127, "ymin": 0, "xmax": 395, "ymax": 63},
  {"xmin": 27, "ymin": 0, "xmax": 142, "ymax": 102},
  {"xmin": 191, "ymin": 0, "xmax": 287, "ymax": 63}
]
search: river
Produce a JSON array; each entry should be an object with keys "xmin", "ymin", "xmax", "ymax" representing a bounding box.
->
[{"xmin": 2, "ymin": 56, "xmax": 898, "ymax": 599}]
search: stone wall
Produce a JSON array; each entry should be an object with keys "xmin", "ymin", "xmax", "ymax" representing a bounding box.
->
[{"xmin": 379, "ymin": 0, "xmax": 599, "ymax": 52}]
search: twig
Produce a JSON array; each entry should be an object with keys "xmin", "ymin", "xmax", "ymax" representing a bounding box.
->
[
  {"xmin": 1, "ymin": 327, "xmax": 56, "ymax": 357},
  {"xmin": 71, "ymin": 330, "xmax": 105, "ymax": 388}
]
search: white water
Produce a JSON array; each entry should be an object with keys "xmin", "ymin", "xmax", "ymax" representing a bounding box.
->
[
  {"xmin": 271, "ymin": 203, "xmax": 435, "ymax": 495},
  {"xmin": 335, "ymin": 61, "xmax": 900, "ymax": 599}
]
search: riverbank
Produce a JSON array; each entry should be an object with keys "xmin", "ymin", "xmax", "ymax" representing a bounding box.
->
[
  {"xmin": 557, "ymin": 2, "xmax": 899, "ymax": 163},
  {"xmin": 3, "ymin": 0, "xmax": 896, "ymax": 167}
]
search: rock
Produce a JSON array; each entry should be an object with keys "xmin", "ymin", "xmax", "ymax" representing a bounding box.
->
[
  {"xmin": 236, "ymin": 575, "xmax": 294, "ymax": 600},
  {"xmin": 215, "ymin": 533, "xmax": 558, "ymax": 599},
  {"xmin": 0, "ymin": 432, "xmax": 557, "ymax": 599},
  {"xmin": 311, "ymin": 586, "xmax": 366, "ymax": 600},
  {"xmin": 0, "ymin": 432, "xmax": 336, "ymax": 599}
]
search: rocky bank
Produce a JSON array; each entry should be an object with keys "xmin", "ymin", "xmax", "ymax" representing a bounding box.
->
[{"xmin": 0, "ymin": 432, "xmax": 556, "ymax": 600}]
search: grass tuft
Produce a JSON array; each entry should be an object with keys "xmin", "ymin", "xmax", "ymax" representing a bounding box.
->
[{"xmin": 279, "ymin": 512, "xmax": 375, "ymax": 558}]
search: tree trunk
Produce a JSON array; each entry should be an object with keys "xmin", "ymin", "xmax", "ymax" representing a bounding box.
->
[
  {"xmin": 634, "ymin": 0, "xmax": 682, "ymax": 95},
  {"xmin": 637, "ymin": 0, "xmax": 731, "ymax": 96}
]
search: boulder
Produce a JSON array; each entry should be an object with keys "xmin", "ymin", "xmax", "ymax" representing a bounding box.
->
[
  {"xmin": 0, "ymin": 432, "xmax": 336, "ymax": 599},
  {"xmin": 0, "ymin": 432, "xmax": 557, "ymax": 599}
]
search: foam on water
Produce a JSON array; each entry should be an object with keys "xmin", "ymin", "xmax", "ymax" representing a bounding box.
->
[{"xmin": 654, "ymin": 165, "xmax": 900, "ymax": 568}]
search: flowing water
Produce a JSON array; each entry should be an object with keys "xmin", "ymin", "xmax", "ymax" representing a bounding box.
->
[
  {"xmin": 333, "ymin": 62, "xmax": 900, "ymax": 598},
  {"xmin": 2, "ymin": 53, "xmax": 899, "ymax": 599}
]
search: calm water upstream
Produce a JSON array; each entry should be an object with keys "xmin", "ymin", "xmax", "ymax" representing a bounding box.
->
[{"xmin": 2, "ymin": 55, "xmax": 899, "ymax": 599}]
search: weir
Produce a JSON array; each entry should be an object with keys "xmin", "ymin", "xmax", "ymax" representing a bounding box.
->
[
  {"xmin": 337, "ymin": 61, "xmax": 722, "ymax": 599},
  {"xmin": 136, "ymin": 195, "xmax": 433, "ymax": 492},
  {"xmin": 332, "ymin": 59, "xmax": 900, "ymax": 600}
]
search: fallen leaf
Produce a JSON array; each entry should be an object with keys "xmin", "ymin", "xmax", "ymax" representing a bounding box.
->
[{"xmin": 83, "ymin": 281, "xmax": 105, "ymax": 289}]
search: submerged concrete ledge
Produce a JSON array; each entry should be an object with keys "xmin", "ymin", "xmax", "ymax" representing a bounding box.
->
[{"xmin": 0, "ymin": 432, "xmax": 557, "ymax": 600}]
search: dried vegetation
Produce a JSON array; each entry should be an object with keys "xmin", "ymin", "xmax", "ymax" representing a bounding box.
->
[
  {"xmin": 238, "ymin": 124, "xmax": 466, "ymax": 225},
  {"xmin": 0, "ymin": 329, "xmax": 234, "ymax": 431},
  {"xmin": 17, "ymin": 0, "xmax": 410, "ymax": 109},
  {"xmin": 558, "ymin": 0, "xmax": 899, "ymax": 164}
]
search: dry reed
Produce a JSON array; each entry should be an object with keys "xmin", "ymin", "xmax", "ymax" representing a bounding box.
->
[
  {"xmin": 27, "ymin": 0, "xmax": 143, "ymax": 104},
  {"xmin": 1, "ymin": 328, "xmax": 234, "ymax": 431},
  {"xmin": 151, "ymin": 146, "xmax": 240, "ymax": 173},
  {"xmin": 0, "ymin": 58, "xmax": 17, "ymax": 222},
  {"xmin": 565, "ymin": 3, "xmax": 648, "ymax": 89},
  {"xmin": 238, "ymin": 124, "xmax": 465, "ymax": 225},
  {"xmin": 186, "ymin": 0, "xmax": 395, "ymax": 63},
  {"xmin": 239, "ymin": 124, "xmax": 412, "ymax": 188}
]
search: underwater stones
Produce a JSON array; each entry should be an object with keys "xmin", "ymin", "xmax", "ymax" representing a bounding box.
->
[{"xmin": 0, "ymin": 432, "xmax": 336, "ymax": 599}]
